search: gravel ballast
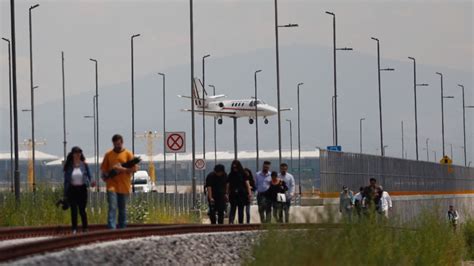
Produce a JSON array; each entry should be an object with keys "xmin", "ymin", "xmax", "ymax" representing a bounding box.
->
[{"xmin": 7, "ymin": 231, "xmax": 261, "ymax": 265}]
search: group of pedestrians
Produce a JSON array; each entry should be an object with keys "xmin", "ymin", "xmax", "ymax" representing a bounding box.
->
[
  {"xmin": 339, "ymin": 178, "xmax": 392, "ymax": 222},
  {"xmin": 206, "ymin": 160, "xmax": 295, "ymax": 224}
]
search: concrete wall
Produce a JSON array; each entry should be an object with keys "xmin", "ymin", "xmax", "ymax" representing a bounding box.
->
[{"xmin": 244, "ymin": 194, "xmax": 474, "ymax": 224}]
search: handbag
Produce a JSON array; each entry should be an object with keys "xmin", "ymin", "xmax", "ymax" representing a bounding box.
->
[{"xmin": 277, "ymin": 193, "xmax": 286, "ymax": 203}]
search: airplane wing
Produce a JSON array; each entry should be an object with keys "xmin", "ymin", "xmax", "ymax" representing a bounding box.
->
[
  {"xmin": 206, "ymin": 94, "xmax": 226, "ymax": 100},
  {"xmin": 181, "ymin": 109, "xmax": 237, "ymax": 115},
  {"xmin": 280, "ymin": 108, "xmax": 292, "ymax": 111},
  {"xmin": 178, "ymin": 95, "xmax": 206, "ymax": 101}
]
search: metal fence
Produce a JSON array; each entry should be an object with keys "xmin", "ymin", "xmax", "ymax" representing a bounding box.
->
[{"xmin": 319, "ymin": 150, "xmax": 474, "ymax": 195}]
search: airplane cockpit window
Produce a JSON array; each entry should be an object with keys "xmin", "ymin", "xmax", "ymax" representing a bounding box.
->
[
  {"xmin": 255, "ymin": 100, "xmax": 262, "ymax": 105},
  {"xmin": 249, "ymin": 101, "xmax": 254, "ymax": 107}
]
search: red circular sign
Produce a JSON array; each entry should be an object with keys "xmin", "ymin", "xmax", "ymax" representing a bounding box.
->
[
  {"xmin": 195, "ymin": 159, "xmax": 206, "ymax": 170},
  {"xmin": 167, "ymin": 133, "xmax": 184, "ymax": 151}
]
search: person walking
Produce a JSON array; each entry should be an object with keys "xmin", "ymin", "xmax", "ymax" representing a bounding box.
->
[
  {"xmin": 265, "ymin": 171, "xmax": 288, "ymax": 223},
  {"xmin": 353, "ymin": 187, "xmax": 364, "ymax": 219},
  {"xmin": 378, "ymin": 186, "xmax": 392, "ymax": 219},
  {"xmin": 63, "ymin": 146, "xmax": 94, "ymax": 233},
  {"xmin": 227, "ymin": 160, "xmax": 252, "ymax": 224},
  {"xmin": 447, "ymin": 205, "xmax": 460, "ymax": 231},
  {"xmin": 362, "ymin": 178, "xmax": 381, "ymax": 212},
  {"xmin": 339, "ymin": 186, "xmax": 354, "ymax": 222},
  {"xmin": 205, "ymin": 164, "xmax": 228, "ymax": 224},
  {"xmin": 101, "ymin": 134, "xmax": 138, "ymax": 229},
  {"xmin": 278, "ymin": 163, "xmax": 295, "ymax": 223},
  {"xmin": 255, "ymin": 161, "xmax": 272, "ymax": 223},
  {"xmin": 244, "ymin": 168, "xmax": 256, "ymax": 224}
]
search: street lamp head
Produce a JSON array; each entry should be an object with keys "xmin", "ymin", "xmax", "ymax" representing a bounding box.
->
[
  {"xmin": 325, "ymin": 11, "xmax": 335, "ymax": 16},
  {"xmin": 457, "ymin": 84, "xmax": 464, "ymax": 89},
  {"xmin": 298, "ymin": 82, "xmax": 304, "ymax": 87},
  {"xmin": 286, "ymin": 119, "xmax": 291, "ymax": 123},
  {"xmin": 381, "ymin": 68, "xmax": 395, "ymax": 71},
  {"xmin": 1, "ymin": 37, "xmax": 9, "ymax": 42},
  {"xmin": 132, "ymin": 34, "xmax": 141, "ymax": 39},
  {"xmin": 444, "ymin": 96, "xmax": 455, "ymax": 99},
  {"xmin": 336, "ymin": 47, "xmax": 353, "ymax": 51},
  {"xmin": 158, "ymin": 72, "xmax": 165, "ymax": 77},
  {"xmin": 408, "ymin": 57, "xmax": 415, "ymax": 61},
  {"xmin": 255, "ymin": 69, "xmax": 262, "ymax": 74},
  {"xmin": 435, "ymin": 72, "xmax": 442, "ymax": 76},
  {"xmin": 33, "ymin": 86, "xmax": 39, "ymax": 89},
  {"xmin": 360, "ymin": 118, "xmax": 366, "ymax": 121},
  {"xmin": 21, "ymin": 109, "xmax": 31, "ymax": 112},
  {"xmin": 371, "ymin": 37, "xmax": 379, "ymax": 41},
  {"xmin": 30, "ymin": 4, "xmax": 39, "ymax": 10},
  {"xmin": 465, "ymin": 106, "xmax": 474, "ymax": 108},
  {"xmin": 203, "ymin": 54, "xmax": 211, "ymax": 59},
  {"xmin": 89, "ymin": 58, "xmax": 97, "ymax": 63},
  {"xmin": 208, "ymin": 84, "xmax": 215, "ymax": 88},
  {"xmin": 417, "ymin": 83, "xmax": 429, "ymax": 87},
  {"xmin": 279, "ymin": 23, "xmax": 299, "ymax": 28}
]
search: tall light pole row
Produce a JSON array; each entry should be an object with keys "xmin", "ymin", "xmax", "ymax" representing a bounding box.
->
[
  {"xmin": 2, "ymin": 37, "xmax": 13, "ymax": 192},
  {"xmin": 158, "ymin": 72, "xmax": 166, "ymax": 193},
  {"xmin": 130, "ymin": 33, "xmax": 140, "ymax": 193},
  {"xmin": 29, "ymin": 3, "xmax": 39, "ymax": 192}
]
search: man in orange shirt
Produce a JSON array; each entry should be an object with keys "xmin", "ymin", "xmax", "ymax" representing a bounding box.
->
[{"xmin": 101, "ymin": 134, "xmax": 138, "ymax": 229}]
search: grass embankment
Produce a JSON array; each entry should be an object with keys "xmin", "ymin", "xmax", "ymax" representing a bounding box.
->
[
  {"xmin": 248, "ymin": 212, "xmax": 472, "ymax": 265},
  {"xmin": 0, "ymin": 186, "xmax": 198, "ymax": 227}
]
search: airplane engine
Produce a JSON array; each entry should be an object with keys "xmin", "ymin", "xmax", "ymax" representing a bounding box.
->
[
  {"xmin": 249, "ymin": 118, "xmax": 254, "ymax": 124},
  {"xmin": 218, "ymin": 102, "xmax": 224, "ymax": 108}
]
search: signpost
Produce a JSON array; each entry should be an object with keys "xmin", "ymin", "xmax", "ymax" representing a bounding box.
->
[
  {"xmin": 165, "ymin": 132, "xmax": 186, "ymax": 205},
  {"xmin": 327, "ymin": 145, "xmax": 342, "ymax": 152},
  {"xmin": 194, "ymin": 158, "xmax": 206, "ymax": 171}
]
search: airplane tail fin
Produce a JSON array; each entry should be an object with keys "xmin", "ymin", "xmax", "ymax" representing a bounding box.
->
[{"xmin": 193, "ymin": 78, "xmax": 207, "ymax": 107}]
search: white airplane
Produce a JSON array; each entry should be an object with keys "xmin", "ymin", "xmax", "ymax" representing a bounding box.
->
[{"xmin": 179, "ymin": 78, "xmax": 288, "ymax": 125}]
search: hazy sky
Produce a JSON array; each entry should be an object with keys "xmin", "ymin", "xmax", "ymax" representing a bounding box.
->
[
  {"xmin": 1, "ymin": 0, "xmax": 472, "ymax": 107},
  {"xmin": 0, "ymin": 0, "xmax": 473, "ymax": 162}
]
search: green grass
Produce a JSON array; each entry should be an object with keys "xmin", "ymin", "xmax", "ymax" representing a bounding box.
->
[
  {"xmin": 247, "ymin": 211, "xmax": 467, "ymax": 266},
  {"xmin": 0, "ymin": 185, "xmax": 199, "ymax": 227}
]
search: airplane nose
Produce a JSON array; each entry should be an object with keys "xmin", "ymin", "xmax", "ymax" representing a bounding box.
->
[{"xmin": 269, "ymin": 106, "xmax": 278, "ymax": 114}]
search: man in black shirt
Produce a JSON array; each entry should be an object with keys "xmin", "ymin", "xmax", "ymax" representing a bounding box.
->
[{"xmin": 206, "ymin": 164, "xmax": 228, "ymax": 224}]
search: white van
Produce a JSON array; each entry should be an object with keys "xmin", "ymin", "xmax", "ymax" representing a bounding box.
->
[{"xmin": 132, "ymin": 170, "xmax": 152, "ymax": 193}]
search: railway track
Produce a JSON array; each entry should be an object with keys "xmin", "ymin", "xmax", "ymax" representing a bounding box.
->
[
  {"xmin": 0, "ymin": 223, "xmax": 330, "ymax": 262},
  {"xmin": 0, "ymin": 223, "xmax": 169, "ymax": 241}
]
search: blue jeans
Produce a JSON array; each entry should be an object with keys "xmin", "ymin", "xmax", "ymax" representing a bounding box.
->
[{"xmin": 107, "ymin": 191, "xmax": 128, "ymax": 229}]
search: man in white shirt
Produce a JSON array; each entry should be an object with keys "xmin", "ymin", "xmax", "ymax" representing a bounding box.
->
[
  {"xmin": 278, "ymin": 163, "xmax": 295, "ymax": 223},
  {"xmin": 378, "ymin": 186, "xmax": 392, "ymax": 219},
  {"xmin": 255, "ymin": 161, "xmax": 272, "ymax": 223}
]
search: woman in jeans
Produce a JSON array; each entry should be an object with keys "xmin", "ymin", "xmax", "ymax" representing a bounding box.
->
[
  {"xmin": 265, "ymin": 171, "xmax": 288, "ymax": 223},
  {"xmin": 63, "ymin": 146, "xmax": 94, "ymax": 233},
  {"xmin": 244, "ymin": 168, "xmax": 256, "ymax": 224},
  {"xmin": 227, "ymin": 160, "xmax": 252, "ymax": 224}
]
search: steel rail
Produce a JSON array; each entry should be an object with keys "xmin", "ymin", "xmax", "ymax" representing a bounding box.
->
[{"xmin": 0, "ymin": 223, "xmax": 329, "ymax": 262}]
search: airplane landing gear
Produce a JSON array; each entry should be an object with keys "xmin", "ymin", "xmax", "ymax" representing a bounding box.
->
[
  {"xmin": 249, "ymin": 118, "xmax": 254, "ymax": 124},
  {"xmin": 218, "ymin": 118, "xmax": 223, "ymax": 125},
  {"xmin": 264, "ymin": 118, "xmax": 269, "ymax": 124}
]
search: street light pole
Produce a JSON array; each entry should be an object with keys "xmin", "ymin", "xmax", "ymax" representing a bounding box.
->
[
  {"xmin": 254, "ymin": 70, "xmax": 262, "ymax": 171},
  {"xmin": 189, "ymin": 0, "xmax": 197, "ymax": 208},
  {"xmin": 130, "ymin": 33, "xmax": 140, "ymax": 193},
  {"xmin": 2, "ymin": 37, "xmax": 13, "ymax": 192},
  {"xmin": 274, "ymin": 0, "xmax": 298, "ymax": 164},
  {"xmin": 9, "ymin": 0, "xmax": 21, "ymax": 200},
  {"xmin": 408, "ymin": 57, "xmax": 428, "ymax": 161},
  {"xmin": 61, "ymin": 52, "xmax": 67, "ymax": 164},
  {"xmin": 359, "ymin": 118, "xmax": 365, "ymax": 153},
  {"xmin": 436, "ymin": 72, "xmax": 455, "ymax": 157},
  {"xmin": 158, "ymin": 72, "xmax": 166, "ymax": 194},
  {"xmin": 297, "ymin": 82, "xmax": 303, "ymax": 195},
  {"xmin": 209, "ymin": 84, "xmax": 217, "ymax": 165},
  {"xmin": 201, "ymin": 54, "xmax": 210, "ymax": 190},
  {"xmin": 458, "ymin": 84, "xmax": 467, "ymax": 166},
  {"xmin": 371, "ymin": 37, "xmax": 394, "ymax": 156},
  {"xmin": 401, "ymin": 120, "xmax": 404, "ymax": 159},
  {"xmin": 425, "ymin": 138, "xmax": 430, "ymax": 161},
  {"xmin": 29, "ymin": 3, "xmax": 39, "ymax": 192},
  {"xmin": 286, "ymin": 119, "xmax": 293, "ymax": 170},
  {"xmin": 325, "ymin": 11, "xmax": 353, "ymax": 147},
  {"xmin": 89, "ymin": 58, "xmax": 99, "ymax": 190}
]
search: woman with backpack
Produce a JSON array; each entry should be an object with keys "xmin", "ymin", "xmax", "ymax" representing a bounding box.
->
[
  {"xmin": 227, "ymin": 160, "xmax": 252, "ymax": 224},
  {"xmin": 63, "ymin": 146, "xmax": 94, "ymax": 233}
]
